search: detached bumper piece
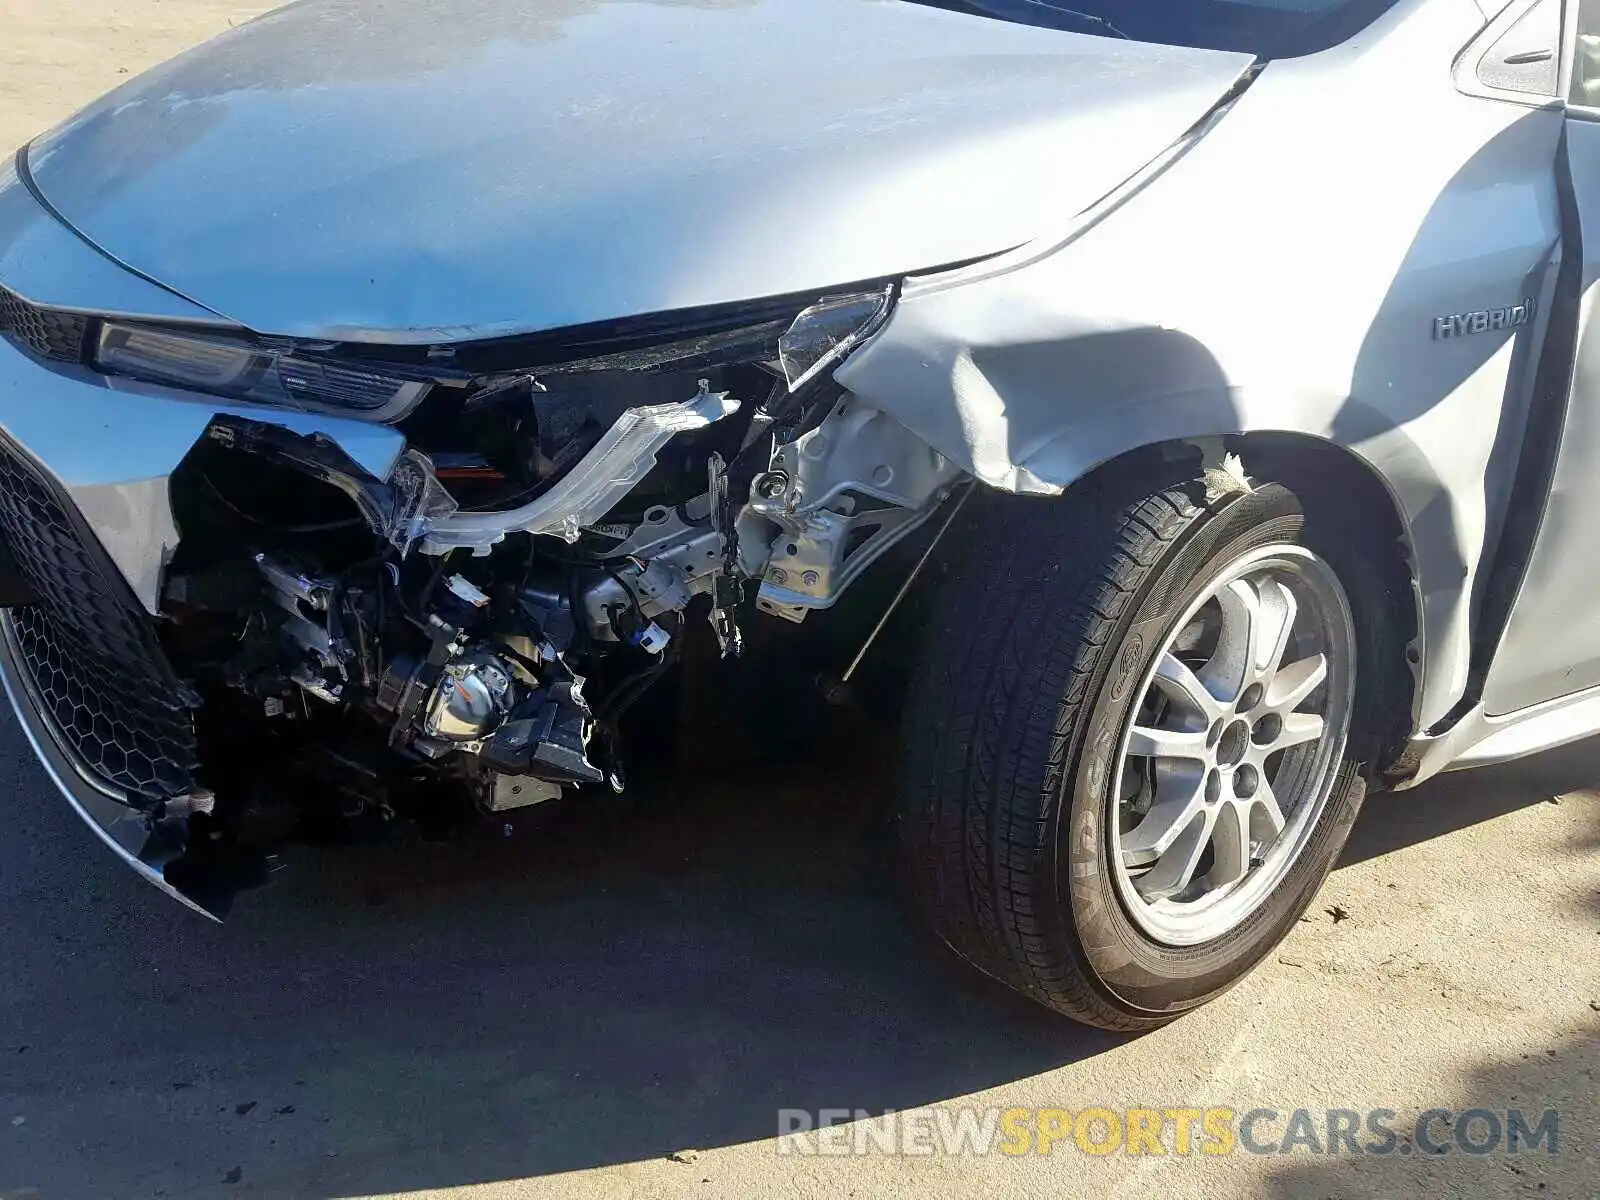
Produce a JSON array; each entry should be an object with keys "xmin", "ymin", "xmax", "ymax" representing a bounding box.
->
[{"xmin": 0, "ymin": 430, "xmax": 229, "ymax": 918}]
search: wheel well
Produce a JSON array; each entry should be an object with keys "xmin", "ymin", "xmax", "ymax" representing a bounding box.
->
[{"xmin": 1066, "ymin": 433, "xmax": 1422, "ymax": 775}]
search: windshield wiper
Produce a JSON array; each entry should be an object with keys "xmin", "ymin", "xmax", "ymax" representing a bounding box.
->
[
  {"xmin": 1008, "ymin": 0, "xmax": 1131, "ymax": 39},
  {"xmin": 917, "ymin": 0, "xmax": 1132, "ymax": 39}
]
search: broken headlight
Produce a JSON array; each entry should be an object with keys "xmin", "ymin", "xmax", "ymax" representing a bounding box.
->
[
  {"xmin": 96, "ymin": 323, "xmax": 431, "ymax": 420},
  {"xmin": 777, "ymin": 287, "xmax": 894, "ymax": 391}
]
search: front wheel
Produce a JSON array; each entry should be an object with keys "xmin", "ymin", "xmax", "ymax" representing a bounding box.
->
[{"xmin": 900, "ymin": 468, "xmax": 1379, "ymax": 1030}]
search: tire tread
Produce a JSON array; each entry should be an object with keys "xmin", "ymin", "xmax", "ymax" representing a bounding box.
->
[{"xmin": 902, "ymin": 474, "xmax": 1207, "ymax": 1030}]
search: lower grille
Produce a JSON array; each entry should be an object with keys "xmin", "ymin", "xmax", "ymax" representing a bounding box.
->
[
  {"xmin": 0, "ymin": 287, "xmax": 91, "ymax": 363},
  {"xmin": 0, "ymin": 432, "xmax": 197, "ymax": 802}
]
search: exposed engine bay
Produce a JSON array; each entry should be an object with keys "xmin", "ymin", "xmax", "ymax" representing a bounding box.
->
[{"xmin": 145, "ymin": 288, "xmax": 961, "ymax": 875}]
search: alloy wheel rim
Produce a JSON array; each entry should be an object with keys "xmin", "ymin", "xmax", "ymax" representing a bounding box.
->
[{"xmin": 1108, "ymin": 543, "xmax": 1356, "ymax": 947}]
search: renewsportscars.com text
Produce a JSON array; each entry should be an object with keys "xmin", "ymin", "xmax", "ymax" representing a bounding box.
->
[{"xmin": 776, "ymin": 1106, "xmax": 1560, "ymax": 1158}]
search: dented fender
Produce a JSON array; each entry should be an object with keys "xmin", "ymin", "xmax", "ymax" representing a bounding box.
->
[{"xmin": 837, "ymin": 1, "xmax": 1563, "ymax": 732}]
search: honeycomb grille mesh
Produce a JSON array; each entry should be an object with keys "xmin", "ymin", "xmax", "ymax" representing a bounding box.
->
[
  {"xmin": 0, "ymin": 287, "xmax": 90, "ymax": 362},
  {"xmin": 0, "ymin": 433, "xmax": 197, "ymax": 801}
]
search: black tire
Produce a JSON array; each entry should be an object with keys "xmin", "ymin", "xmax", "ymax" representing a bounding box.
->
[{"xmin": 899, "ymin": 463, "xmax": 1388, "ymax": 1030}]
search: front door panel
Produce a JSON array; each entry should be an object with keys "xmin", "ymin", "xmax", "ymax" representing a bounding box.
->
[{"xmin": 1485, "ymin": 0, "xmax": 1600, "ymax": 714}]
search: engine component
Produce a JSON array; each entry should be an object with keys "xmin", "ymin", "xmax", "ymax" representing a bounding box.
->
[
  {"xmin": 127, "ymin": 282, "xmax": 972, "ymax": 887},
  {"xmin": 479, "ymin": 681, "xmax": 604, "ymax": 786},
  {"xmin": 739, "ymin": 396, "xmax": 961, "ymax": 619},
  {"xmin": 420, "ymin": 648, "xmax": 515, "ymax": 742},
  {"xmin": 489, "ymin": 774, "xmax": 563, "ymax": 812},
  {"xmin": 578, "ymin": 503, "xmax": 731, "ymax": 642},
  {"xmin": 705, "ymin": 450, "xmax": 744, "ymax": 657},
  {"xmin": 254, "ymin": 552, "xmax": 348, "ymax": 681}
]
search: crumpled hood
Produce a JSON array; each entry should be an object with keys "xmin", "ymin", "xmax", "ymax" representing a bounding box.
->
[{"xmin": 24, "ymin": 0, "xmax": 1251, "ymax": 345}]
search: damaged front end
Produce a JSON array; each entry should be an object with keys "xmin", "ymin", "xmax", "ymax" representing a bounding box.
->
[{"xmin": 0, "ymin": 282, "xmax": 962, "ymax": 915}]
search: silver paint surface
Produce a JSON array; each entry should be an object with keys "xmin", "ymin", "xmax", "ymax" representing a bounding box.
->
[
  {"xmin": 1482, "ymin": 101, "xmax": 1600, "ymax": 715},
  {"xmin": 0, "ymin": 132, "xmax": 406, "ymax": 611},
  {"xmin": 0, "ymin": 155, "xmax": 227, "ymax": 324},
  {"xmin": 0, "ymin": 331, "xmax": 405, "ymax": 611},
  {"xmin": 3, "ymin": 0, "xmax": 1599, "ymax": 776},
  {"xmin": 841, "ymin": 0, "xmax": 1560, "ymax": 731},
  {"xmin": 21, "ymin": 0, "xmax": 1250, "ymax": 344}
]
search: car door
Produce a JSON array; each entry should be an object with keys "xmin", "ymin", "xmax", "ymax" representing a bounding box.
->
[{"xmin": 1481, "ymin": 0, "xmax": 1600, "ymax": 714}]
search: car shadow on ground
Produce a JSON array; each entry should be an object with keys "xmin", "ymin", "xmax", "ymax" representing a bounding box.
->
[
  {"xmin": 0, "ymin": 721, "xmax": 1119, "ymax": 1197},
  {"xmin": 2, "ymin": 726, "xmax": 1597, "ymax": 1197},
  {"xmin": 1342, "ymin": 736, "xmax": 1600, "ymax": 869},
  {"xmin": 1261, "ymin": 1025, "xmax": 1599, "ymax": 1198},
  {"xmin": 1271, "ymin": 751, "xmax": 1599, "ymax": 1199}
]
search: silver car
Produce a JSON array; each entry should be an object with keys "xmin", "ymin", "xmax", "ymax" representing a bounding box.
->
[{"xmin": 0, "ymin": 0, "xmax": 1587, "ymax": 1029}]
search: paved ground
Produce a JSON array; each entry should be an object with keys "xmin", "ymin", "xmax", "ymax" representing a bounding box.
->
[{"xmin": 1, "ymin": 3, "xmax": 1598, "ymax": 1198}]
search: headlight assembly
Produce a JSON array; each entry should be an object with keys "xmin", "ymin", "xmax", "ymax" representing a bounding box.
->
[
  {"xmin": 96, "ymin": 323, "xmax": 431, "ymax": 420},
  {"xmin": 90, "ymin": 283, "xmax": 895, "ymax": 422}
]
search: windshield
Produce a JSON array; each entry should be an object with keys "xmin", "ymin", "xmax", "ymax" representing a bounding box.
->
[{"xmin": 909, "ymin": 0, "xmax": 1403, "ymax": 58}]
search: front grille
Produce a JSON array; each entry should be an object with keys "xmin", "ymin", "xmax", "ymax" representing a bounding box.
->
[
  {"xmin": 0, "ymin": 432, "xmax": 197, "ymax": 802},
  {"xmin": 0, "ymin": 287, "xmax": 91, "ymax": 363}
]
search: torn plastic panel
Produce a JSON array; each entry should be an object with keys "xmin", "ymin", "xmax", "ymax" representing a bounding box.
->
[
  {"xmin": 387, "ymin": 449, "xmax": 460, "ymax": 556},
  {"xmin": 0, "ymin": 332, "xmax": 407, "ymax": 613},
  {"xmin": 203, "ymin": 416, "xmax": 418, "ymax": 541},
  {"xmin": 0, "ymin": 608, "xmax": 252, "ymax": 922}
]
